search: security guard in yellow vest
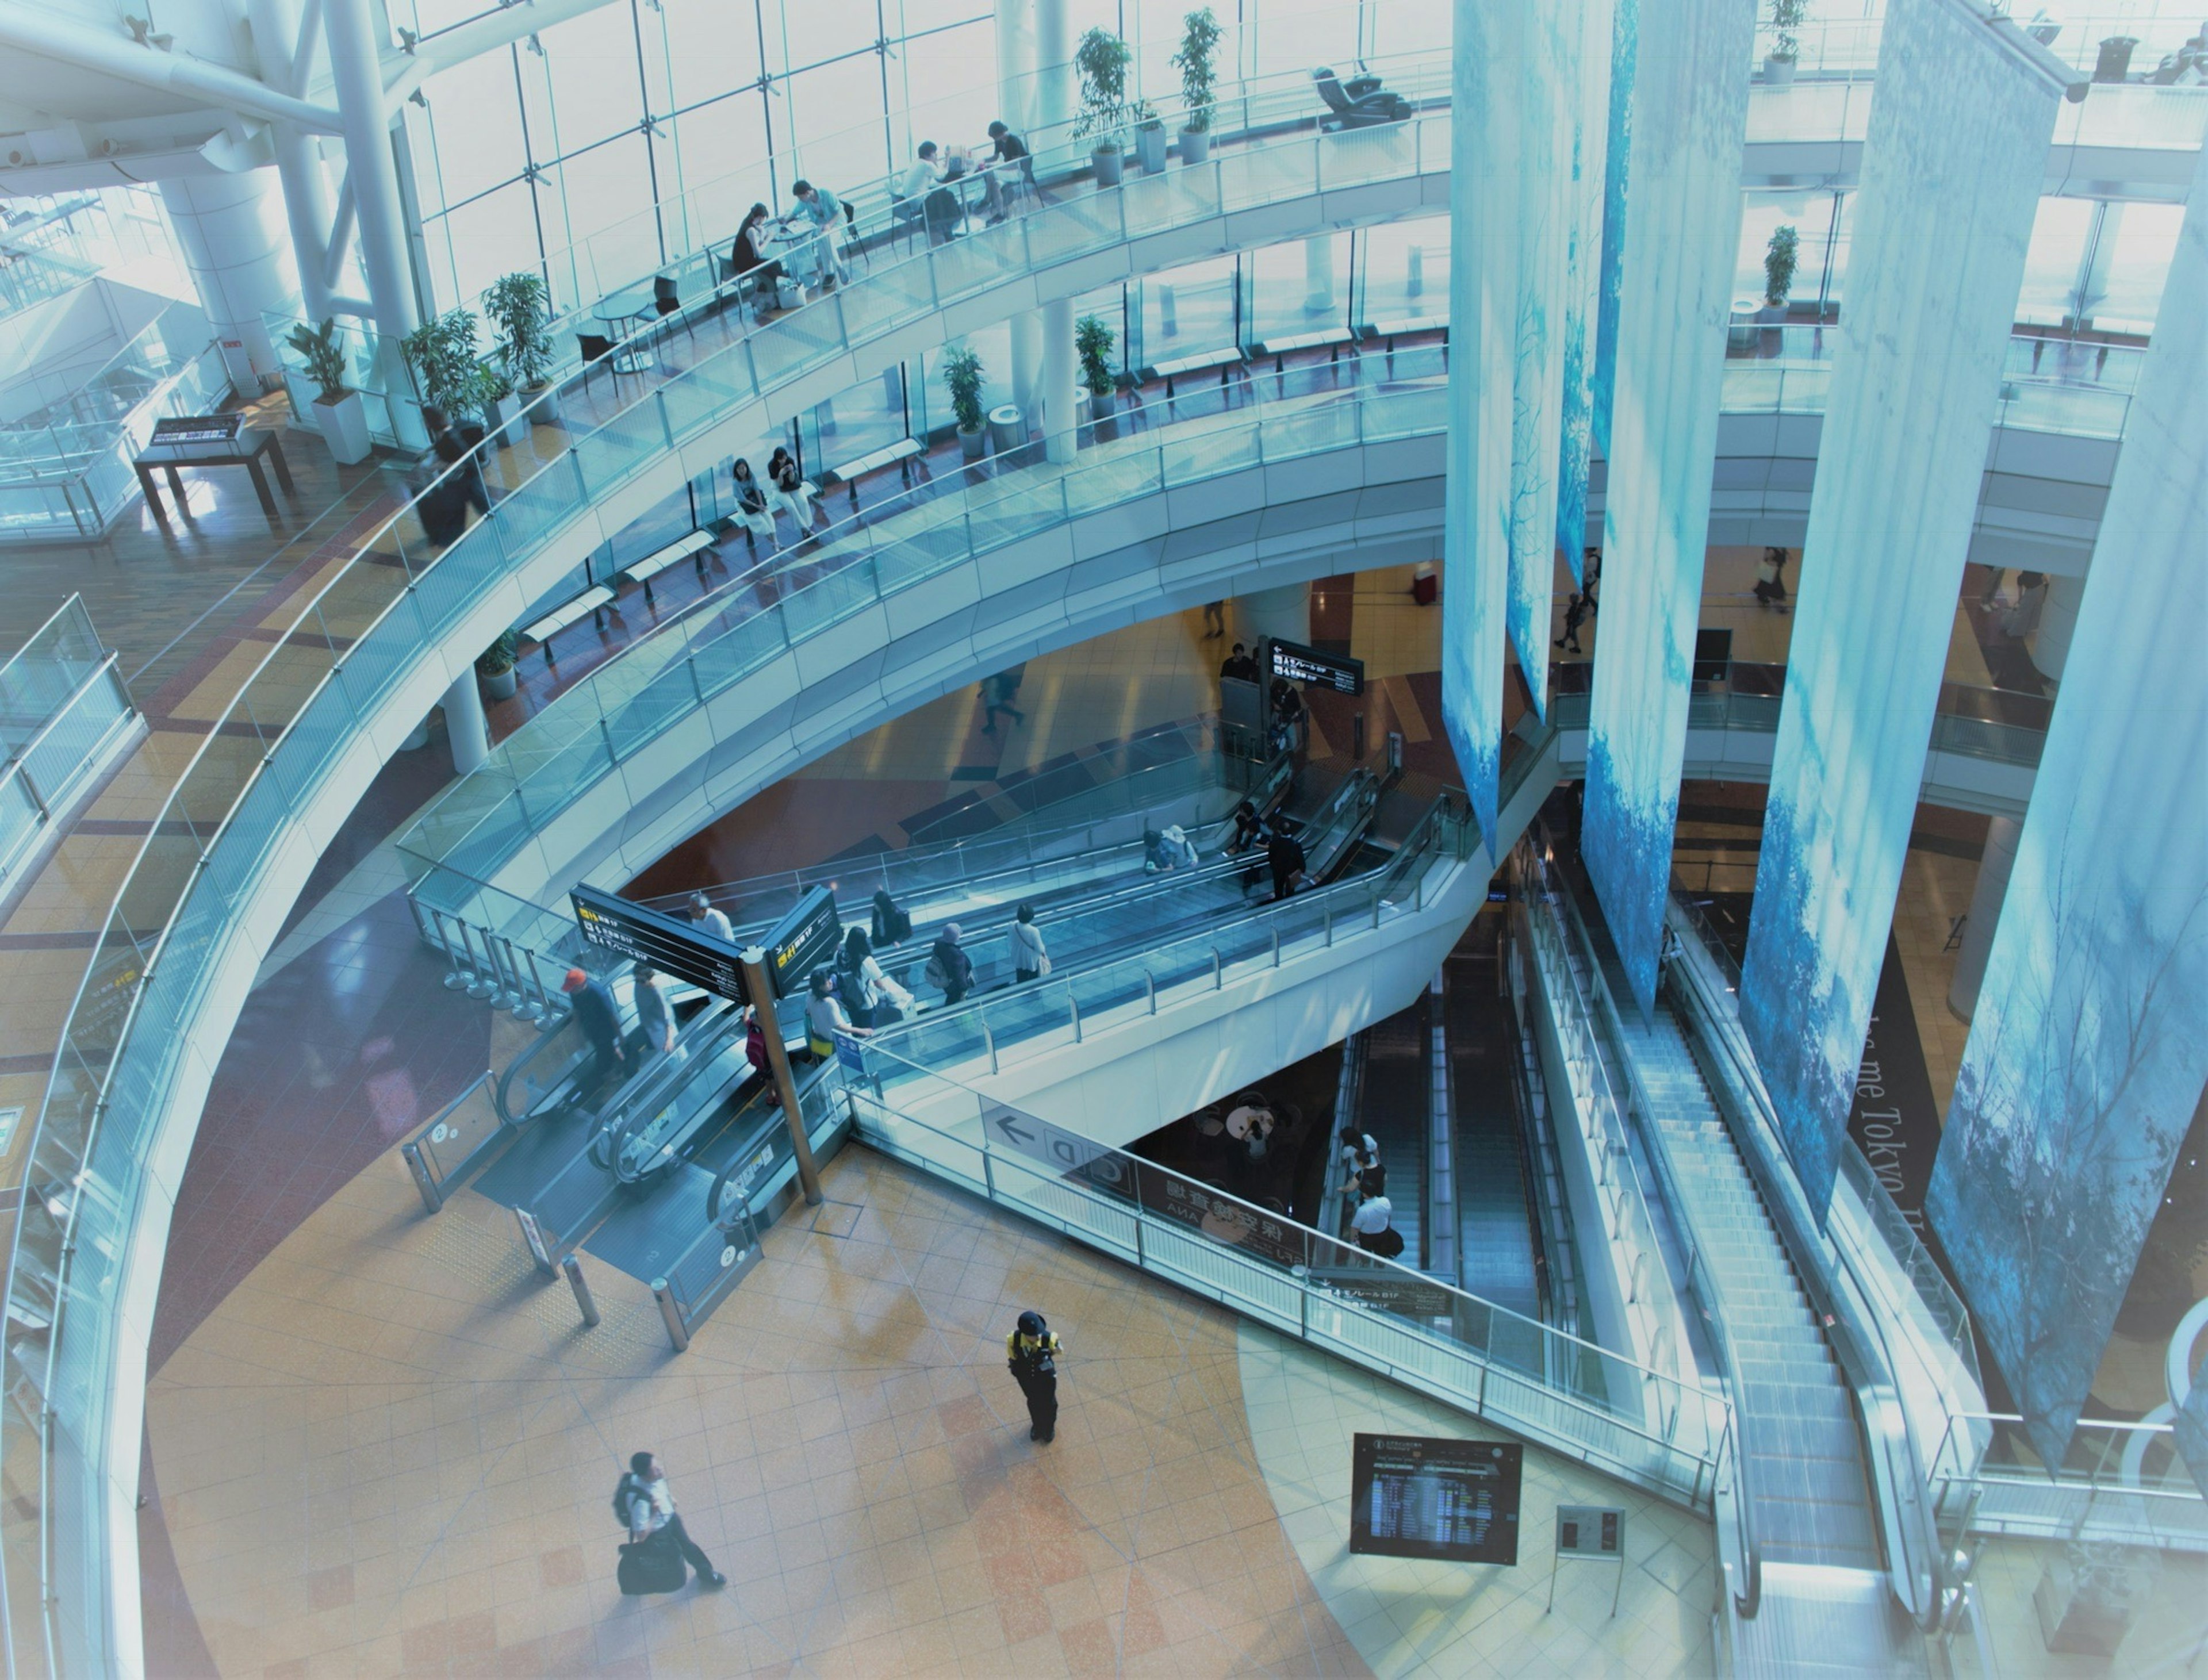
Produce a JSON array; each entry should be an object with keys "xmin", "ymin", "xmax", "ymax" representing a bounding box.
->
[{"xmin": 1005, "ymin": 1310, "xmax": 1063, "ymax": 1443}]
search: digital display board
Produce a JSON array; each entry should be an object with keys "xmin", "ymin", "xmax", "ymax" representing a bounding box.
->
[
  {"xmin": 572, "ymin": 885, "xmax": 748, "ymax": 1002},
  {"xmin": 1266, "ymin": 637, "xmax": 1365, "ymax": 696},
  {"xmin": 765, "ymin": 884, "xmax": 840, "ymax": 999},
  {"xmin": 150, "ymin": 414, "xmax": 244, "ymax": 445},
  {"xmin": 1349, "ymin": 1434, "xmax": 1521, "ymax": 1564}
]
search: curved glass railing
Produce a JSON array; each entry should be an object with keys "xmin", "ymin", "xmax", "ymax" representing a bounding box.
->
[{"xmin": 0, "ymin": 103, "xmax": 1465, "ymax": 1674}]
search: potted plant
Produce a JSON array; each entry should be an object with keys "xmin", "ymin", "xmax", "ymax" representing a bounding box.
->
[
  {"xmin": 1174, "ymin": 7, "xmax": 1221, "ymax": 166},
  {"xmin": 1076, "ymin": 314, "xmax": 1118, "ymax": 424},
  {"xmin": 285, "ymin": 317, "xmax": 371, "ymax": 465},
  {"xmin": 476, "ymin": 628, "xmax": 521, "ymax": 701},
  {"xmin": 1074, "ymin": 26, "xmax": 1132, "ymax": 187},
  {"xmin": 401, "ymin": 306, "xmax": 494, "ymax": 430},
  {"xmin": 1760, "ymin": 223, "xmax": 1799, "ymax": 352},
  {"xmin": 942, "ymin": 345, "xmax": 989, "ymax": 462},
  {"xmin": 484, "ymin": 270, "xmax": 560, "ymax": 430},
  {"xmin": 1132, "ymin": 101, "xmax": 1168, "ymax": 175},
  {"xmin": 1765, "ymin": 0, "xmax": 1805, "ymax": 83}
]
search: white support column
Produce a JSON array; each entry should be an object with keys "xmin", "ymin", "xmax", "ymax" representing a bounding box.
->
[
  {"xmin": 2031, "ymin": 570, "xmax": 2085, "ymax": 681},
  {"xmin": 158, "ymin": 171, "xmax": 304, "ymax": 392},
  {"xmin": 325, "ymin": 0, "xmax": 425, "ymax": 447},
  {"xmin": 1236, "ymin": 583, "xmax": 1310, "ymax": 647},
  {"xmin": 1947, "ymin": 814, "xmax": 2021, "ymax": 1021},
  {"xmin": 995, "ymin": 0, "xmax": 1030, "ymax": 131},
  {"xmin": 248, "ymin": 0, "xmax": 338, "ymax": 324},
  {"xmin": 1302, "ymin": 232, "xmax": 1336, "ymax": 314},
  {"xmin": 443, "ymin": 666, "xmax": 490, "ymax": 776},
  {"xmin": 1009, "ymin": 309, "xmax": 1043, "ymax": 437},
  {"xmin": 1042, "ymin": 296, "xmax": 1076, "ymax": 463},
  {"xmin": 1034, "ymin": 0, "xmax": 1071, "ymax": 139}
]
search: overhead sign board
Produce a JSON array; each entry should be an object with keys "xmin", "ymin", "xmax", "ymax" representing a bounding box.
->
[
  {"xmin": 1349, "ymin": 1434, "xmax": 1522, "ymax": 1564},
  {"xmin": 571, "ymin": 884, "xmax": 748, "ymax": 1002},
  {"xmin": 765, "ymin": 884, "xmax": 841, "ymax": 999},
  {"xmin": 1266, "ymin": 636, "xmax": 1364, "ymax": 696}
]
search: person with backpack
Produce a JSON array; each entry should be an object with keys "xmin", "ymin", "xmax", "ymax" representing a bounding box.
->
[
  {"xmin": 925, "ymin": 923, "xmax": 974, "ymax": 1004},
  {"xmin": 1010, "ymin": 903, "xmax": 1051, "ymax": 983},
  {"xmin": 613, "ymin": 1452, "xmax": 724, "ymax": 1593},
  {"xmin": 1005, "ymin": 1310, "xmax": 1064, "ymax": 1443},
  {"xmin": 838, "ymin": 925, "xmax": 914, "ymax": 1027},
  {"xmin": 744, "ymin": 1006, "xmax": 779, "ymax": 1108}
]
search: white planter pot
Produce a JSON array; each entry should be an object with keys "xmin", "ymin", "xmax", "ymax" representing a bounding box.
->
[
  {"xmin": 312, "ymin": 389, "xmax": 372, "ymax": 465},
  {"xmin": 1092, "ymin": 145, "xmax": 1124, "ymax": 187},
  {"xmin": 522, "ymin": 381, "xmax": 561, "ymax": 429},
  {"xmin": 479, "ymin": 666, "xmax": 520, "ymax": 702},
  {"xmin": 1764, "ymin": 53, "xmax": 1796, "ymax": 84},
  {"xmin": 492, "ymin": 392, "xmax": 527, "ymax": 448},
  {"xmin": 1135, "ymin": 125, "xmax": 1168, "ymax": 175},
  {"xmin": 959, "ymin": 425, "xmax": 989, "ymax": 463},
  {"xmin": 1179, "ymin": 126, "xmax": 1211, "ymax": 166}
]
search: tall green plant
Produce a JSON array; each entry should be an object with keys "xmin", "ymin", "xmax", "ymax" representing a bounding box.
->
[
  {"xmin": 1174, "ymin": 8, "xmax": 1222, "ymax": 133},
  {"xmin": 483, "ymin": 271, "xmax": 555, "ymax": 391},
  {"xmin": 1075, "ymin": 315, "xmax": 1117, "ymax": 397},
  {"xmin": 1769, "ymin": 0, "xmax": 1807, "ymax": 61},
  {"xmin": 941, "ymin": 346, "xmax": 987, "ymax": 432},
  {"xmin": 401, "ymin": 308, "xmax": 496, "ymax": 419},
  {"xmin": 1764, "ymin": 224, "xmax": 1800, "ymax": 308},
  {"xmin": 1074, "ymin": 27, "xmax": 1132, "ymax": 149},
  {"xmin": 285, "ymin": 317, "xmax": 350, "ymax": 403}
]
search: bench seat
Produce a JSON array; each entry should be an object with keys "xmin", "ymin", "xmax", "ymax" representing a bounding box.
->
[
  {"xmin": 827, "ymin": 436, "xmax": 926, "ymax": 507},
  {"xmin": 622, "ymin": 530, "xmax": 714, "ymax": 599},
  {"xmin": 522, "ymin": 584, "xmax": 617, "ymax": 662}
]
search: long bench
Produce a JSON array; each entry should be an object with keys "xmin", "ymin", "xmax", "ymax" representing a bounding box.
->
[
  {"xmin": 521, "ymin": 585, "xmax": 617, "ymax": 664},
  {"xmin": 1251, "ymin": 327, "xmax": 1356, "ymax": 376},
  {"xmin": 1360, "ymin": 314, "xmax": 1448, "ymax": 357},
  {"xmin": 1148, "ymin": 346, "xmax": 1247, "ymax": 398},
  {"xmin": 621, "ymin": 529, "xmax": 715, "ymax": 602},
  {"xmin": 826, "ymin": 437, "xmax": 927, "ymax": 509}
]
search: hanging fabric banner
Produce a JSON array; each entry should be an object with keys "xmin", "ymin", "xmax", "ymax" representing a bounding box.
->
[
  {"xmin": 1738, "ymin": 0, "xmax": 2070, "ymax": 1218},
  {"xmin": 1504, "ymin": 2, "xmax": 1575, "ymax": 724},
  {"xmin": 1554, "ymin": 0, "xmax": 1618, "ymax": 588},
  {"xmin": 1442, "ymin": 0, "xmax": 1526, "ymax": 851},
  {"xmin": 1925, "ymin": 146, "xmax": 2208, "ymax": 1470},
  {"xmin": 1580, "ymin": 0, "xmax": 1755, "ymax": 1011},
  {"xmin": 1591, "ymin": 0, "xmax": 1639, "ymax": 465}
]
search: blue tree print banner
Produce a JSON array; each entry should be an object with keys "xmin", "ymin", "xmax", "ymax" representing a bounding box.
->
[
  {"xmin": 1927, "ymin": 147, "xmax": 2208, "ymax": 1470},
  {"xmin": 1555, "ymin": 0, "xmax": 1617, "ymax": 586},
  {"xmin": 1738, "ymin": 0, "xmax": 2066, "ymax": 1218},
  {"xmin": 1592, "ymin": 0, "xmax": 1639, "ymax": 465},
  {"xmin": 1582, "ymin": 0, "xmax": 1755, "ymax": 1011},
  {"xmin": 1505, "ymin": 1, "xmax": 1575, "ymax": 724},
  {"xmin": 1442, "ymin": 0, "xmax": 1525, "ymax": 850}
]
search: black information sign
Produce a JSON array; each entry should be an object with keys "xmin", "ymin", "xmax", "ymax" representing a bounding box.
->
[
  {"xmin": 1350, "ymin": 1434, "xmax": 1521, "ymax": 1564},
  {"xmin": 571, "ymin": 885, "xmax": 748, "ymax": 1002},
  {"xmin": 765, "ymin": 884, "xmax": 841, "ymax": 999},
  {"xmin": 150, "ymin": 413, "xmax": 244, "ymax": 446},
  {"xmin": 1266, "ymin": 636, "xmax": 1364, "ymax": 696}
]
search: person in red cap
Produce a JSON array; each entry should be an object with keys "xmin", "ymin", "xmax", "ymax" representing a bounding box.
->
[{"xmin": 562, "ymin": 967, "xmax": 626, "ymax": 1099}]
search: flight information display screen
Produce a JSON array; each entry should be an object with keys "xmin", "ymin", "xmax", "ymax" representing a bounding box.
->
[
  {"xmin": 1348, "ymin": 1434, "xmax": 1522, "ymax": 1564},
  {"xmin": 1266, "ymin": 637, "xmax": 1364, "ymax": 695}
]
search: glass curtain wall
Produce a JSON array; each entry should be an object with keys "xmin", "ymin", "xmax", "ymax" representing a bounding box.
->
[{"xmin": 404, "ymin": 0, "xmax": 1455, "ymax": 317}]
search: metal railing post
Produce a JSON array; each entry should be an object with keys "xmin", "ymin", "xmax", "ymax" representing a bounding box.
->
[
  {"xmin": 1271, "ymin": 926, "xmax": 1281, "ymax": 967},
  {"xmin": 651, "ymin": 1278, "xmax": 691, "ymax": 1351},
  {"xmin": 429, "ymin": 908, "xmax": 472, "ymax": 991},
  {"xmin": 983, "ymin": 1018, "xmax": 998, "ymax": 1075},
  {"xmin": 500, "ymin": 935, "xmax": 545, "ymax": 1022},
  {"xmin": 1324, "ymin": 907, "xmax": 1333, "ymax": 947},
  {"xmin": 1143, "ymin": 970, "xmax": 1156, "ymax": 1014},
  {"xmin": 1068, "ymin": 994, "xmax": 1082, "ymax": 1044},
  {"xmin": 400, "ymin": 1141, "xmax": 443, "ymax": 1214},
  {"xmin": 459, "ymin": 922, "xmax": 500, "ymax": 1001},
  {"xmin": 561, "ymin": 1253, "xmax": 601, "ymax": 1328},
  {"xmin": 1212, "ymin": 948, "xmax": 1222, "ymax": 989}
]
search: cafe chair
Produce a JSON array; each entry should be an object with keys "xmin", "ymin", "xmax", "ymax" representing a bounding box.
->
[
  {"xmin": 838, "ymin": 198, "xmax": 871, "ymax": 278},
  {"xmin": 576, "ymin": 331, "xmax": 635, "ymax": 397},
  {"xmin": 650, "ymin": 273, "xmax": 694, "ymax": 350},
  {"xmin": 1313, "ymin": 64, "xmax": 1412, "ymax": 131}
]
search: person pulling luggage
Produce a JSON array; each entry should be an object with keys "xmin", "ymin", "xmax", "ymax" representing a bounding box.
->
[{"xmin": 612, "ymin": 1452, "xmax": 724, "ymax": 1594}]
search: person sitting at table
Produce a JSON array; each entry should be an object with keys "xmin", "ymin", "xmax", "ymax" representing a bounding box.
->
[
  {"xmin": 983, "ymin": 120, "xmax": 1035, "ymax": 221},
  {"xmin": 769, "ymin": 451, "xmax": 819, "ymax": 534},
  {"xmin": 923, "ymin": 155, "xmax": 971, "ymax": 245},
  {"xmin": 785, "ymin": 179, "xmax": 845, "ymax": 288},
  {"xmin": 730, "ymin": 458, "xmax": 775, "ymax": 548},
  {"xmin": 729, "ymin": 203, "xmax": 787, "ymax": 303},
  {"xmin": 892, "ymin": 143, "xmax": 940, "ymax": 244}
]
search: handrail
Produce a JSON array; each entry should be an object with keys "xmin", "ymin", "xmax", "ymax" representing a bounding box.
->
[
  {"xmin": 0, "ymin": 594, "xmax": 95, "ymax": 688},
  {"xmin": 1517, "ymin": 838, "xmax": 1762, "ymax": 1618}
]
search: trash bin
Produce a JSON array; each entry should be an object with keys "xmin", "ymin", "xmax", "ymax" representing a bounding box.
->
[
  {"xmin": 2093, "ymin": 36, "xmax": 2137, "ymax": 82},
  {"xmin": 988, "ymin": 404, "xmax": 1023, "ymax": 457}
]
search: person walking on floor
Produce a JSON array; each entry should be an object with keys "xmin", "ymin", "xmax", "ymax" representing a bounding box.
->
[
  {"xmin": 1554, "ymin": 591, "xmax": 1589, "ymax": 654},
  {"xmin": 423, "ymin": 404, "xmax": 492, "ymax": 519},
  {"xmin": 982, "ymin": 666, "xmax": 1027, "ymax": 734},
  {"xmin": 926, "ymin": 922, "xmax": 974, "ymax": 1005},
  {"xmin": 689, "ymin": 891, "xmax": 735, "ymax": 943},
  {"xmin": 562, "ymin": 968, "xmax": 626, "ymax": 1099},
  {"xmin": 1006, "ymin": 1310, "xmax": 1064, "ymax": 1443},
  {"xmin": 1202, "ymin": 600, "xmax": 1226, "ymax": 638},
  {"xmin": 615, "ymin": 1452, "xmax": 725, "ymax": 1590},
  {"xmin": 1010, "ymin": 903, "xmax": 1051, "ymax": 983}
]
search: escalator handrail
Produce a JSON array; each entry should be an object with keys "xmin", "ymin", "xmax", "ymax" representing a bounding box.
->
[{"xmin": 600, "ymin": 1001, "xmax": 746, "ymax": 1180}]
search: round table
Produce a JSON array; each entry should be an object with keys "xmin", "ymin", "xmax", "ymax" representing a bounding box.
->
[
  {"xmin": 595, "ymin": 287, "xmax": 661, "ymax": 373},
  {"xmin": 1225, "ymin": 1104, "xmax": 1273, "ymax": 1142}
]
